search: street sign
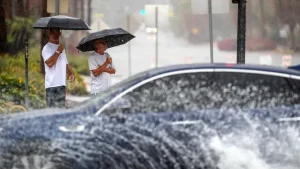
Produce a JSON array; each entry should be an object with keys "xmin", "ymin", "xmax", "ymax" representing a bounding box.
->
[
  {"xmin": 47, "ymin": 0, "xmax": 68, "ymax": 14},
  {"xmin": 191, "ymin": 0, "xmax": 229, "ymax": 14}
]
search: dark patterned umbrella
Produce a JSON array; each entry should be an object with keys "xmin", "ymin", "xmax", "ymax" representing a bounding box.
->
[
  {"xmin": 33, "ymin": 15, "xmax": 90, "ymax": 30},
  {"xmin": 76, "ymin": 28, "xmax": 135, "ymax": 52}
]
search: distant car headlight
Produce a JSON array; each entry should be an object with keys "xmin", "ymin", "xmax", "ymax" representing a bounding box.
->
[
  {"xmin": 152, "ymin": 28, "xmax": 158, "ymax": 33},
  {"xmin": 146, "ymin": 28, "xmax": 158, "ymax": 33},
  {"xmin": 146, "ymin": 28, "xmax": 152, "ymax": 33}
]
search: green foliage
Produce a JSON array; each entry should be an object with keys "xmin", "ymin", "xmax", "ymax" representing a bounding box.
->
[
  {"xmin": 0, "ymin": 51, "xmax": 46, "ymax": 109},
  {"xmin": 68, "ymin": 54, "xmax": 90, "ymax": 76},
  {"xmin": 65, "ymin": 53, "xmax": 89, "ymax": 95},
  {"xmin": 0, "ymin": 45, "xmax": 89, "ymax": 111},
  {"xmin": 67, "ymin": 70, "xmax": 89, "ymax": 96},
  {"xmin": 6, "ymin": 17, "xmax": 36, "ymax": 44},
  {"xmin": 0, "ymin": 74, "xmax": 45, "ymax": 109}
]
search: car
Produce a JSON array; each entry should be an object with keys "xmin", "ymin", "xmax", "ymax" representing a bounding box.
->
[
  {"xmin": 4, "ymin": 63, "xmax": 300, "ymax": 124},
  {"xmin": 1, "ymin": 63, "xmax": 300, "ymax": 169},
  {"xmin": 79, "ymin": 63, "xmax": 300, "ymax": 117},
  {"xmin": 0, "ymin": 107, "xmax": 300, "ymax": 169}
]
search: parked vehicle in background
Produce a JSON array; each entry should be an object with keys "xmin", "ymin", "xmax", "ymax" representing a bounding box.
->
[{"xmin": 169, "ymin": 0, "xmax": 235, "ymax": 43}]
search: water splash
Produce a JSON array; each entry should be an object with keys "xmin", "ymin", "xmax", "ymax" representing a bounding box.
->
[{"xmin": 0, "ymin": 110, "xmax": 299, "ymax": 169}]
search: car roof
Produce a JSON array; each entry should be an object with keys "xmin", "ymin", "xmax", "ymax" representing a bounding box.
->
[{"xmin": 146, "ymin": 63, "xmax": 300, "ymax": 77}]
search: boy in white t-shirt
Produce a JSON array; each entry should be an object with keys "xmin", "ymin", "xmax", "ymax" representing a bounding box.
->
[
  {"xmin": 88, "ymin": 39, "xmax": 116, "ymax": 95},
  {"xmin": 42, "ymin": 28, "xmax": 75, "ymax": 107}
]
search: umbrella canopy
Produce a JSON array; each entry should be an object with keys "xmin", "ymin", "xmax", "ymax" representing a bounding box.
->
[
  {"xmin": 33, "ymin": 15, "xmax": 90, "ymax": 30},
  {"xmin": 76, "ymin": 28, "xmax": 135, "ymax": 52}
]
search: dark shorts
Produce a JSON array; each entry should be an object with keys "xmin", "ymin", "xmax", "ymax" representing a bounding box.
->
[{"xmin": 46, "ymin": 86, "xmax": 66, "ymax": 108}]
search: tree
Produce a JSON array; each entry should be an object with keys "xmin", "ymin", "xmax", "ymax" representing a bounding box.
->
[
  {"xmin": 25, "ymin": 0, "xmax": 30, "ymax": 16},
  {"xmin": 40, "ymin": 0, "xmax": 50, "ymax": 74},
  {"xmin": 15, "ymin": 0, "xmax": 26, "ymax": 16},
  {"xmin": 4, "ymin": 0, "xmax": 12, "ymax": 19},
  {"xmin": 0, "ymin": 0, "xmax": 7, "ymax": 54}
]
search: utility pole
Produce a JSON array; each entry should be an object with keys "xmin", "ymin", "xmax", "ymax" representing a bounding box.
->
[
  {"xmin": 233, "ymin": 0, "xmax": 247, "ymax": 64},
  {"xmin": 127, "ymin": 13, "xmax": 132, "ymax": 76},
  {"xmin": 208, "ymin": 0, "xmax": 214, "ymax": 63},
  {"xmin": 87, "ymin": 0, "xmax": 92, "ymax": 25},
  {"xmin": 55, "ymin": 0, "xmax": 60, "ymax": 15},
  {"xmin": 25, "ymin": 39, "xmax": 29, "ymax": 108},
  {"xmin": 155, "ymin": 6, "xmax": 158, "ymax": 68},
  {"xmin": 259, "ymin": 0, "xmax": 266, "ymax": 36}
]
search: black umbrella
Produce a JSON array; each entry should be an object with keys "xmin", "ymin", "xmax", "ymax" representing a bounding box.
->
[
  {"xmin": 76, "ymin": 28, "xmax": 135, "ymax": 52},
  {"xmin": 33, "ymin": 15, "xmax": 90, "ymax": 30}
]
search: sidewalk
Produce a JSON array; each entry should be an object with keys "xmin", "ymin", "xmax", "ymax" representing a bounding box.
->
[{"xmin": 66, "ymin": 74, "xmax": 124, "ymax": 105}]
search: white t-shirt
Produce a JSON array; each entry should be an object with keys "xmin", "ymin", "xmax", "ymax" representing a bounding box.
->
[
  {"xmin": 88, "ymin": 52, "xmax": 115, "ymax": 94},
  {"xmin": 42, "ymin": 42, "xmax": 69, "ymax": 89}
]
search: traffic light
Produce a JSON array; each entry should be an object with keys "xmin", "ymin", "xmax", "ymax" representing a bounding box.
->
[
  {"xmin": 140, "ymin": 9, "xmax": 146, "ymax": 15},
  {"xmin": 232, "ymin": 0, "xmax": 239, "ymax": 3}
]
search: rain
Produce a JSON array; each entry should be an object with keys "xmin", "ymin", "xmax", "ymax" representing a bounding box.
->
[{"xmin": 1, "ymin": 0, "xmax": 300, "ymax": 168}]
